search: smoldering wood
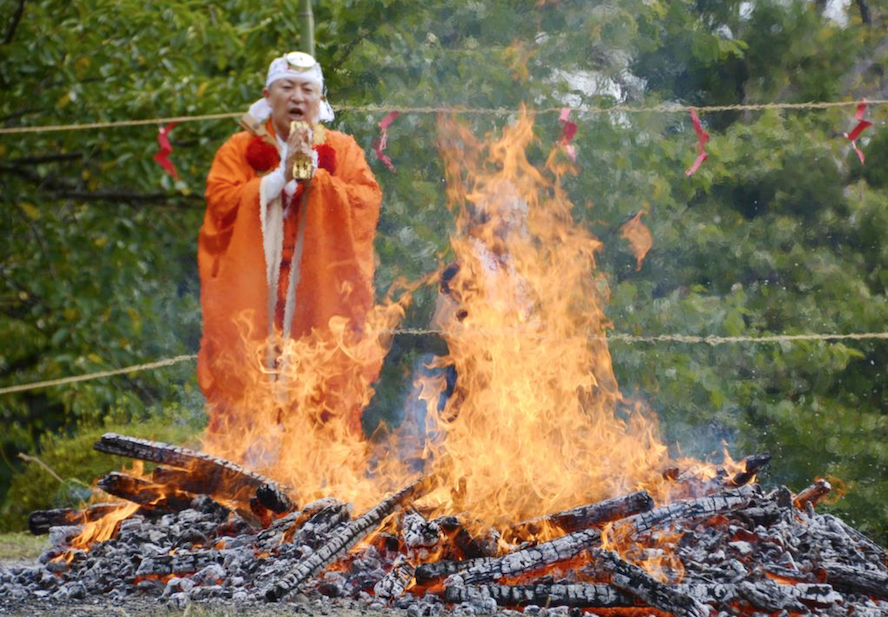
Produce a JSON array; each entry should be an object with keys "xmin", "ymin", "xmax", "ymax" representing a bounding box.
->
[
  {"xmin": 256, "ymin": 483, "xmax": 294, "ymax": 514},
  {"xmin": 822, "ymin": 562, "xmax": 888, "ymax": 599},
  {"xmin": 819, "ymin": 513, "xmax": 887, "ymax": 565},
  {"xmin": 460, "ymin": 527, "xmax": 602, "ymax": 584},
  {"xmin": 434, "ymin": 516, "xmax": 499, "ymax": 559},
  {"xmin": 728, "ymin": 452, "xmax": 771, "ymax": 487},
  {"xmin": 402, "ymin": 511, "xmax": 441, "ymax": 548},
  {"xmin": 506, "ymin": 490, "xmax": 654, "ymax": 540},
  {"xmin": 373, "ymin": 557, "xmax": 415, "ymax": 603},
  {"xmin": 28, "ymin": 503, "xmax": 119, "ymax": 535},
  {"xmin": 263, "ymin": 474, "xmax": 437, "ymax": 601},
  {"xmin": 588, "ymin": 549, "xmax": 708, "ymax": 617},
  {"xmin": 94, "ymin": 432, "xmax": 295, "ymax": 512},
  {"xmin": 97, "ymin": 472, "xmax": 194, "ymax": 511},
  {"xmin": 614, "ymin": 484, "xmax": 760, "ymax": 538},
  {"xmin": 793, "ymin": 478, "xmax": 831, "ymax": 509},
  {"xmin": 443, "ymin": 582, "xmax": 635, "ymax": 608}
]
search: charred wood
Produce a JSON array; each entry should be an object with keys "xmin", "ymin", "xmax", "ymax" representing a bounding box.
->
[
  {"xmin": 373, "ymin": 557, "xmax": 415, "ymax": 603},
  {"xmin": 256, "ymin": 483, "xmax": 294, "ymax": 514},
  {"xmin": 402, "ymin": 511, "xmax": 441, "ymax": 549},
  {"xmin": 614, "ymin": 484, "xmax": 760, "ymax": 537},
  {"xmin": 728, "ymin": 452, "xmax": 771, "ymax": 487},
  {"xmin": 28, "ymin": 503, "xmax": 119, "ymax": 535},
  {"xmin": 822, "ymin": 561, "xmax": 888, "ymax": 599},
  {"xmin": 263, "ymin": 474, "xmax": 436, "ymax": 601},
  {"xmin": 94, "ymin": 432, "xmax": 294, "ymax": 512},
  {"xmin": 588, "ymin": 549, "xmax": 708, "ymax": 617},
  {"xmin": 793, "ymin": 478, "xmax": 831, "ymax": 509},
  {"xmin": 444, "ymin": 582, "xmax": 635, "ymax": 608},
  {"xmin": 435, "ymin": 516, "xmax": 499, "ymax": 559},
  {"xmin": 507, "ymin": 490, "xmax": 654, "ymax": 540},
  {"xmin": 97, "ymin": 472, "xmax": 194, "ymax": 512},
  {"xmin": 460, "ymin": 527, "xmax": 602, "ymax": 584}
]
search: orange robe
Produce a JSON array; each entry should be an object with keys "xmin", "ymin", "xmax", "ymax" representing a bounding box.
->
[{"xmin": 198, "ymin": 121, "xmax": 381, "ymax": 429}]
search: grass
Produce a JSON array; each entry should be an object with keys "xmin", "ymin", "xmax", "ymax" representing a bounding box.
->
[{"xmin": 0, "ymin": 531, "xmax": 46, "ymax": 562}]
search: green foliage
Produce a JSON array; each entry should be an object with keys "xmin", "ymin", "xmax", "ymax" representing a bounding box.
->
[
  {"xmin": 0, "ymin": 413, "xmax": 200, "ymax": 532},
  {"xmin": 1, "ymin": 0, "xmax": 886, "ymax": 543}
]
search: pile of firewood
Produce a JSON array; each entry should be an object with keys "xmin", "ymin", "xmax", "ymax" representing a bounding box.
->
[{"xmin": 2, "ymin": 432, "xmax": 886, "ymax": 616}]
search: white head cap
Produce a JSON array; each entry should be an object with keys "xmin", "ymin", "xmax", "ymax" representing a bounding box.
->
[{"xmin": 248, "ymin": 52, "xmax": 335, "ymax": 124}]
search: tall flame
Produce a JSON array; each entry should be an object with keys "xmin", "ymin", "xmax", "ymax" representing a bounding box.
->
[
  {"xmin": 410, "ymin": 112, "xmax": 673, "ymax": 526},
  {"xmin": 195, "ymin": 110, "xmax": 718, "ymax": 531}
]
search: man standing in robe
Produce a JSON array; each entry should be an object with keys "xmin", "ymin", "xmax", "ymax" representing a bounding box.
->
[{"xmin": 198, "ymin": 52, "xmax": 382, "ymax": 439}]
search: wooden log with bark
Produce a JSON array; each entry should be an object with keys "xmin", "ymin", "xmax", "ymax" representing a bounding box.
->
[
  {"xmin": 614, "ymin": 484, "xmax": 760, "ymax": 538},
  {"xmin": 443, "ymin": 580, "xmax": 842, "ymax": 611},
  {"xmin": 97, "ymin": 472, "xmax": 194, "ymax": 512},
  {"xmin": 459, "ymin": 527, "xmax": 602, "ymax": 584},
  {"xmin": 444, "ymin": 581, "xmax": 635, "ymax": 608},
  {"xmin": 263, "ymin": 474, "xmax": 437, "ymax": 601},
  {"xmin": 506, "ymin": 490, "xmax": 654, "ymax": 540},
  {"xmin": 373, "ymin": 557, "xmax": 415, "ymax": 603},
  {"xmin": 728, "ymin": 452, "xmax": 772, "ymax": 487},
  {"xmin": 793, "ymin": 478, "xmax": 831, "ymax": 509},
  {"xmin": 587, "ymin": 549, "xmax": 708, "ymax": 617},
  {"xmin": 94, "ymin": 432, "xmax": 295, "ymax": 512},
  {"xmin": 822, "ymin": 561, "xmax": 888, "ymax": 600},
  {"xmin": 28, "ymin": 504, "xmax": 120, "ymax": 535}
]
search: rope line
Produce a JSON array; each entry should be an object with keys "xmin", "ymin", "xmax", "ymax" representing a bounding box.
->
[
  {"xmin": 1, "ymin": 99, "xmax": 885, "ymax": 135},
  {"xmin": 2, "ymin": 330, "xmax": 887, "ymax": 395},
  {"xmin": 0, "ymin": 354, "xmax": 196, "ymax": 395}
]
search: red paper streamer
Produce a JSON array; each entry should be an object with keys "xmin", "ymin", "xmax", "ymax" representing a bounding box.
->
[
  {"xmin": 373, "ymin": 111, "xmax": 400, "ymax": 172},
  {"xmin": 153, "ymin": 122, "xmax": 179, "ymax": 180},
  {"xmin": 844, "ymin": 102, "xmax": 872, "ymax": 165},
  {"xmin": 558, "ymin": 107, "xmax": 578, "ymax": 162},
  {"xmin": 685, "ymin": 108, "xmax": 709, "ymax": 177}
]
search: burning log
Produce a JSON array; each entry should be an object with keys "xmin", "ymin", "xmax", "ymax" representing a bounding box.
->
[
  {"xmin": 821, "ymin": 562, "xmax": 888, "ymax": 600},
  {"xmin": 97, "ymin": 472, "xmax": 194, "ymax": 512},
  {"xmin": 615, "ymin": 484, "xmax": 760, "ymax": 537},
  {"xmin": 507, "ymin": 490, "xmax": 654, "ymax": 539},
  {"xmin": 373, "ymin": 556, "xmax": 415, "ymax": 603},
  {"xmin": 263, "ymin": 474, "xmax": 437, "ymax": 601},
  {"xmin": 94, "ymin": 432, "xmax": 295, "ymax": 512},
  {"xmin": 459, "ymin": 527, "xmax": 601, "ymax": 584},
  {"xmin": 444, "ymin": 581, "xmax": 635, "ymax": 608},
  {"xmin": 28, "ymin": 504, "xmax": 120, "ymax": 535},
  {"xmin": 587, "ymin": 549, "xmax": 708, "ymax": 617},
  {"xmin": 793, "ymin": 478, "xmax": 831, "ymax": 509},
  {"xmin": 433, "ymin": 516, "xmax": 499, "ymax": 560},
  {"xmin": 728, "ymin": 452, "xmax": 771, "ymax": 487}
]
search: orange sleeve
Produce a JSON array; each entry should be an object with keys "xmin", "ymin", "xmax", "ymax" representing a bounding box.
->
[
  {"xmin": 310, "ymin": 134, "xmax": 382, "ymax": 276},
  {"xmin": 202, "ymin": 135, "xmax": 261, "ymax": 263}
]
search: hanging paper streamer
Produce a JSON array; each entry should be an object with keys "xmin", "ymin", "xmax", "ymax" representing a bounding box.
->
[
  {"xmin": 844, "ymin": 102, "xmax": 872, "ymax": 165},
  {"xmin": 558, "ymin": 107, "xmax": 578, "ymax": 162},
  {"xmin": 685, "ymin": 108, "xmax": 709, "ymax": 177},
  {"xmin": 153, "ymin": 122, "xmax": 179, "ymax": 180},
  {"xmin": 373, "ymin": 111, "xmax": 400, "ymax": 172}
]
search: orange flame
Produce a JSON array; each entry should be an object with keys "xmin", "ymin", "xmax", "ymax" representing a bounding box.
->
[{"xmin": 620, "ymin": 210, "xmax": 653, "ymax": 271}]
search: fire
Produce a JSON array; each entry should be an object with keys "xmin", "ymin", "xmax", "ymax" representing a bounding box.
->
[
  {"xmin": 620, "ymin": 210, "xmax": 653, "ymax": 271},
  {"xmin": 411, "ymin": 111, "xmax": 675, "ymax": 525},
  {"xmin": 194, "ymin": 110, "xmax": 736, "ymax": 543}
]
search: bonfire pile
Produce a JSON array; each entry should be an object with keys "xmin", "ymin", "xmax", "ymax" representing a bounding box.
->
[{"xmin": 1, "ymin": 432, "xmax": 886, "ymax": 617}]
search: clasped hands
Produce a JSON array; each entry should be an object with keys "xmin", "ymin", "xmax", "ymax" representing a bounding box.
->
[
  {"xmin": 261, "ymin": 122, "xmax": 315, "ymax": 199},
  {"xmin": 284, "ymin": 122, "xmax": 315, "ymax": 183}
]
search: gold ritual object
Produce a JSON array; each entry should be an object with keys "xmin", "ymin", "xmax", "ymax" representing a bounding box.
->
[{"xmin": 289, "ymin": 120, "xmax": 315, "ymax": 181}]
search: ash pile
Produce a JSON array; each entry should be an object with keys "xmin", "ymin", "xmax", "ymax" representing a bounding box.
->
[{"xmin": 2, "ymin": 433, "xmax": 887, "ymax": 617}]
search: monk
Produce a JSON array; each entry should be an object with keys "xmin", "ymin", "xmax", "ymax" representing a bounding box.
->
[{"xmin": 198, "ymin": 52, "xmax": 382, "ymax": 436}]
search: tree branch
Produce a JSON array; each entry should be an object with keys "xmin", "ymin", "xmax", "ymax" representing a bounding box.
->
[
  {"xmin": 3, "ymin": 0, "xmax": 26, "ymax": 45},
  {"xmin": 855, "ymin": 0, "xmax": 871, "ymax": 24}
]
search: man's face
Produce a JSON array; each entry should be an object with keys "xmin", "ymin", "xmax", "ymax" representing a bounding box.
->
[{"xmin": 265, "ymin": 76, "xmax": 322, "ymax": 137}]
